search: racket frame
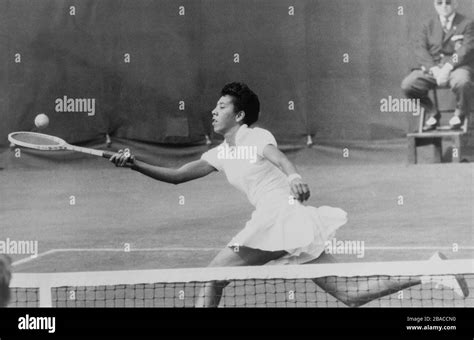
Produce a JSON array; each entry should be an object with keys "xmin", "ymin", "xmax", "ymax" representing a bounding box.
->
[{"xmin": 8, "ymin": 131, "xmax": 115, "ymax": 159}]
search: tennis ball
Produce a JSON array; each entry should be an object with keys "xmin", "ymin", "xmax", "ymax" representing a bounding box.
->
[{"xmin": 34, "ymin": 113, "xmax": 49, "ymax": 129}]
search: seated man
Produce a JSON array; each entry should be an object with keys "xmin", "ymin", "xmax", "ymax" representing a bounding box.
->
[
  {"xmin": 0, "ymin": 255, "xmax": 12, "ymax": 307},
  {"xmin": 401, "ymin": 0, "xmax": 474, "ymax": 131}
]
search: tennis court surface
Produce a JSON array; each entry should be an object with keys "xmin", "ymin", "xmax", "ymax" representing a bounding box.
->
[{"xmin": 2, "ymin": 142, "xmax": 473, "ymax": 307}]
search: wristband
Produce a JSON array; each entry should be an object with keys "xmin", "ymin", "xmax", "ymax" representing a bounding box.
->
[{"xmin": 288, "ymin": 173, "xmax": 302, "ymax": 183}]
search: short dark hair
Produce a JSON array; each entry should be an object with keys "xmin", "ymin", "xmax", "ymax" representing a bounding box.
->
[
  {"xmin": 221, "ymin": 82, "xmax": 260, "ymax": 126},
  {"xmin": 0, "ymin": 255, "xmax": 11, "ymax": 307}
]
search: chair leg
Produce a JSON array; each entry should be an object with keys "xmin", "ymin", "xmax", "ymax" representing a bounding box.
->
[
  {"xmin": 462, "ymin": 116, "xmax": 468, "ymax": 133},
  {"xmin": 418, "ymin": 107, "xmax": 425, "ymax": 133},
  {"xmin": 432, "ymin": 88, "xmax": 439, "ymax": 115},
  {"xmin": 408, "ymin": 136, "xmax": 416, "ymax": 164},
  {"xmin": 452, "ymin": 136, "xmax": 461, "ymax": 163},
  {"xmin": 433, "ymin": 138, "xmax": 442, "ymax": 162}
]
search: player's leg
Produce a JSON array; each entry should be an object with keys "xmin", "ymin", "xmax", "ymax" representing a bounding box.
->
[
  {"xmin": 195, "ymin": 246, "xmax": 287, "ymax": 307},
  {"xmin": 306, "ymin": 252, "xmax": 420, "ymax": 307},
  {"xmin": 307, "ymin": 252, "xmax": 468, "ymax": 307}
]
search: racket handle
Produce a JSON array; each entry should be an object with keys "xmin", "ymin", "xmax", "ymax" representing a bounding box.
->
[
  {"xmin": 102, "ymin": 151, "xmax": 115, "ymax": 159},
  {"xmin": 102, "ymin": 151, "xmax": 135, "ymax": 165}
]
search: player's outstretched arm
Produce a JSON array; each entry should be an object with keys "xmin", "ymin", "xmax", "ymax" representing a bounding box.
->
[{"xmin": 110, "ymin": 151, "xmax": 216, "ymax": 185}]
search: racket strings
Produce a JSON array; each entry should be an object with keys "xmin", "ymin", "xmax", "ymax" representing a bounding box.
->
[
  {"xmin": 8, "ymin": 132, "xmax": 65, "ymax": 150},
  {"xmin": 11, "ymin": 133, "xmax": 61, "ymax": 146},
  {"xmin": 11, "ymin": 132, "xmax": 61, "ymax": 146}
]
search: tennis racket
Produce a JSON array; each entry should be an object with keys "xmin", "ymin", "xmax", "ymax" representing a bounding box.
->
[{"xmin": 8, "ymin": 131, "xmax": 118, "ymax": 160}]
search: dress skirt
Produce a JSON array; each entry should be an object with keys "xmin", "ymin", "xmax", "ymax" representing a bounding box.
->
[{"xmin": 227, "ymin": 194, "xmax": 348, "ymax": 265}]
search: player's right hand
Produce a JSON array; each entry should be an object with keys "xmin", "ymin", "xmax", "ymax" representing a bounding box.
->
[{"xmin": 109, "ymin": 149, "xmax": 135, "ymax": 168}]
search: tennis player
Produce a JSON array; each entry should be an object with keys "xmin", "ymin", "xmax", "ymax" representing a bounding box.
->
[
  {"xmin": 0, "ymin": 255, "xmax": 12, "ymax": 307},
  {"xmin": 111, "ymin": 82, "xmax": 468, "ymax": 307}
]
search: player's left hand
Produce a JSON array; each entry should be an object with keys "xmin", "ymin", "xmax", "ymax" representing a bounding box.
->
[{"xmin": 290, "ymin": 178, "xmax": 310, "ymax": 202}]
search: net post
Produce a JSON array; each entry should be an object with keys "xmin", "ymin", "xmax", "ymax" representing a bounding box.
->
[{"xmin": 39, "ymin": 283, "xmax": 53, "ymax": 307}]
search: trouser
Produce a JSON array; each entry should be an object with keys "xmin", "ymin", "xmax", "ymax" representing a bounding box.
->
[{"xmin": 401, "ymin": 67, "xmax": 473, "ymax": 117}]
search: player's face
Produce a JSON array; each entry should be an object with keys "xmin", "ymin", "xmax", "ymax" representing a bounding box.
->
[
  {"xmin": 211, "ymin": 96, "xmax": 240, "ymax": 134},
  {"xmin": 434, "ymin": 0, "xmax": 457, "ymax": 18}
]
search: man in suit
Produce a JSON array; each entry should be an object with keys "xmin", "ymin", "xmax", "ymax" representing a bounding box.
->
[{"xmin": 401, "ymin": 0, "xmax": 474, "ymax": 131}]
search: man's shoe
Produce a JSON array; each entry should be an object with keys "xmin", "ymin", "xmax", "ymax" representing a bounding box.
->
[
  {"xmin": 449, "ymin": 114, "xmax": 464, "ymax": 130},
  {"xmin": 422, "ymin": 115, "xmax": 440, "ymax": 132}
]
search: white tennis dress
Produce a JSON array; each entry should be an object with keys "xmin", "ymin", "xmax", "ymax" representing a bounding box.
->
[{"xmin": 201, "ymin": 124, "xmax": 347, "ymax": 265}]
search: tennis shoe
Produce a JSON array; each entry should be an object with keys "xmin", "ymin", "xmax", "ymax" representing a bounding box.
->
[{"xmin": 421, "ymin": 252, "xmax": 469, "ymax": 298}]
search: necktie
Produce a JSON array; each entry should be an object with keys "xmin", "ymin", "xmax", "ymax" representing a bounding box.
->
[{"xmin": 442, "ymin": 19, "xmax": 449, "ymax": 33}]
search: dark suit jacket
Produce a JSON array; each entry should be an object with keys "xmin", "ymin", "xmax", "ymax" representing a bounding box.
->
[{"xmin": 416, "ymin": 13, "xmax": 474, "ymax": 73}]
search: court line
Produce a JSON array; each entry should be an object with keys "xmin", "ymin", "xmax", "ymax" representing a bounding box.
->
[
  {"xmin": 11, "ymin": 246, "xmax": 474, "ymax": 267},
  {"xmin": 11, "ymin": 247, "xmax": 221, "ymax": 266},
  {"xmin": 365, "ymin": 246, "xmax": 474, "ymax": 250}
]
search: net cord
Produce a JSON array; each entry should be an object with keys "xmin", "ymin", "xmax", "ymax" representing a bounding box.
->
[{"xmin": 12, "ymin": 259, "xmax": 473, "ymax": 286}]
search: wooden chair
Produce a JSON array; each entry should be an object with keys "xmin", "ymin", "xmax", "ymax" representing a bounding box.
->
[{"xmin": 407, "ymin": 85, "xmax": 469, "ymax": 164}]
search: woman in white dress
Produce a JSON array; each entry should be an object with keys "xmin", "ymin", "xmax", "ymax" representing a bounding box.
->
[{"xmin": 111, "ymin": 82, "xmax": 468, "ymax": 307}]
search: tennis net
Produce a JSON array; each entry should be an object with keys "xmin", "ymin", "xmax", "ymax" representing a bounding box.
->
[{"xmin": 9, "ymin": 258, "xmax": 473, "ymax": 307}]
